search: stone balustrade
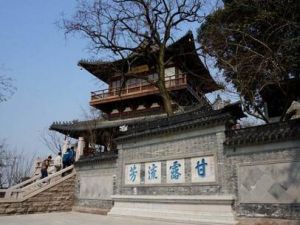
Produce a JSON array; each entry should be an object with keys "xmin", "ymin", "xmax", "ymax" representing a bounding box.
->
[{"xmin": 0, "ymin": 166, "xmax": 76, "ymax": 215}]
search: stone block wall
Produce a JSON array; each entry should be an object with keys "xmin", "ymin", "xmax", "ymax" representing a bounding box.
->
[
  {"xmin": 73, "ymin": 158, "xmax": 117, "ymax": 211},
  {"xmin": 116, "ymin": 125, "xmax": 232, "ymax": 196},
  {"xmin": 115, "ymin": 120, "xmax": 300, "ymax": 221},
  {"xmin": 69, "ymin": 117, "xmax": 300, "ymax": 222},
  {"xmin": 225, "ymin": 141, "xmax": 300, "ymax": 220},
  {"xmin": 0, "ymin": 176, "xmax": 75, "ymax": 215}
]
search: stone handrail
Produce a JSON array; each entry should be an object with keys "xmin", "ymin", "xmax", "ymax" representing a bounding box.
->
[
  {"xmin": 0, "ymin": 175, "xmax": 41, "ymax": 198},
  {"xmin": 8, "ymin": 175, "xmax": 40, "ymax": 190},
  {"xmin": 0, "ymin": 159, "xmax": 55, "ymax": 198},
  {"xmin": 0, "ymin": 165, "xmax": 74, "ymax": 200}
]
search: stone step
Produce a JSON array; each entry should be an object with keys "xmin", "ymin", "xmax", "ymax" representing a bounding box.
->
[
  {"xmin": 109, "ymin": 208, "xmax": 236, "ymax": 224},
  {"xmin": 72, "ymin": 206, "xmax": 109, "ymax": 215},
  {"xmin": 108, "ymin": 195, "xmax": 238, "ymax": 225}
]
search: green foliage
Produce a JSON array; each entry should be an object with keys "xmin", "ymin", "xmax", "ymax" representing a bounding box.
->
[{"xmin": 198, "ymin": 0, "xmax": 300, "ymax": 121}]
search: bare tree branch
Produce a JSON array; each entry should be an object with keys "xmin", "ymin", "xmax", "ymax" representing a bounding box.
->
[
  {"xmin": 0, "ymin": 140, "xmax": 35, "ymax": 188},
  {"xmin": 59, "ymin": 0, "xmax": 207, "ymax": 115},
  {"xmin": 40, "ymin": 129, "xmax": 64, "ymax": 154},
  {"xmin": 0, "ymin": 74, "xmax": 16, "ymax": 103}
]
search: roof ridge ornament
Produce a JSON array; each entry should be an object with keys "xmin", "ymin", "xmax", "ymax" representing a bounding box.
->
[{"xmin": 119, "ymin": 125, "xmax": 128, "ymax": 132}]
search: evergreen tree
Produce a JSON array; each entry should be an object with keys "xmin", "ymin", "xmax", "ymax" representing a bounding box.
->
[{"xmin": 198, "ymin": 0, "xmax": 300, "ymax": 122}]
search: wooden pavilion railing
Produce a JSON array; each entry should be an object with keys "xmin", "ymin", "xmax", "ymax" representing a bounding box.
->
[{"xmin": 90, "ymin": 74, "xmax": 187, "ymax": 102}]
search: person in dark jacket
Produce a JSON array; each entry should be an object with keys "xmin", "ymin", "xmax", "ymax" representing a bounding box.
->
[
  {"xmin": 62, "ymin": 148, "xmax": 72, "ymax": 168},
  {"xmin": 70, "ymin": 146, "xmax": 76, "ymax": 164}
]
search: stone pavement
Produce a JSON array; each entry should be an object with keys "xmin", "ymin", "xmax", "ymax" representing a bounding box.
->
[
  {"xmin": 0, "ymin": 212, "xmax": 189, "ymax": 225},
  {"xmin": 1, "ymin": 212, "xmax": 299, "ymax": 225}
]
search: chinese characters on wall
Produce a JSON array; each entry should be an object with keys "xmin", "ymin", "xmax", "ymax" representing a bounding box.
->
[
  {"xmin": 125, "ymin": 163, "xmax": 141, "ymax": 185},
  {"xmin": 166, "ymin": 159, "xmax": 185, "ymax": 183},
  {"xmin": 191, "ymin": 157, "xmax": 216, "ymax": 183},
  {"xmin": 125, "ymin": 156, "xmax": 216, "ymax": 185},
  {"xmin": 145, "ymin": 162, "xmax": 161, "ymax": 184}
]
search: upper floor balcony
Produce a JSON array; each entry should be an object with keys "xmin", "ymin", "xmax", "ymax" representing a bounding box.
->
[{"xmin": 90, "ymin": 74, "xmax": 187, "ymax": 106}]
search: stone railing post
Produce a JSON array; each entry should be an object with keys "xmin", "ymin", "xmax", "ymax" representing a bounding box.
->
[
  {"xmin": 76, "ymin": 137, "xmax": 85, "ymax": 161},
  {"xmin": 62, "ymin": 139, "xmax": 70, "ymax": 155}
]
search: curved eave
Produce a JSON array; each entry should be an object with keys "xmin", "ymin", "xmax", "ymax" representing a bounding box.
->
[
  {"xmin": 49, "ymin": 119, "xmax": 120, "ymax": 138},
  {"xmin": 78, "ymin": 59, "xmax": 124, "ymax": 84},
  {"xmin": 49, "ymin": 113, "xmax": 168, "ymax": 138},
  {"xmin": 165, "ymin": 31, "xmax": 219, "ymax": 93},
  {"xmin": 50, "ymin": 124, "xmax": 88, "ymax": 139},
  {"xmin": 50, "ymin": 103, "xmax": 244, "ymax": 140},
  {"xmin": 78, "ymin": 31, "xmax": 219, "ymax": 93}
]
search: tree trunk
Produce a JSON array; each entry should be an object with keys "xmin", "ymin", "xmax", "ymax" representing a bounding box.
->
[
  {"xmin": 158, "ymin": 80, "xmax": 173, "ymax": 116},
  {"xmin": 157, "ymin": 49, "xmax": 173, "ymax": 116}
]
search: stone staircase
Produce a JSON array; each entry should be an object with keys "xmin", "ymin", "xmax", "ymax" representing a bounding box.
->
[{"xmin": 0, "ymin": 165, "xmax": 76, "ymax": 215}]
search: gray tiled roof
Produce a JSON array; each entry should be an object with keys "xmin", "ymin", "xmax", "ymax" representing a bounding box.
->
[
  {"xmin": 224, "ymin": 119, "xmax": 300, "ymax": 147},
  {"xmin": 50, "ymin": 103, "xmax": 244, "ymax": 139}
]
